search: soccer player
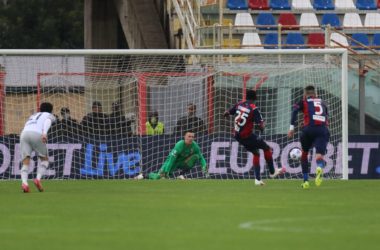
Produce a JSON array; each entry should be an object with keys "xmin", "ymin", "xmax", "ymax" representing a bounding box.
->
[
  {"xmin": 20, "ymin": 102, "xmax": 56, "ymax": 193},
  {"xmin": 224, "ymin": 90, "xmax": 285, "ymax": 186},
  {"xmin": 288, "ymin": 85, "xmax": 330, "ymax": 189},
  {"xmin": 148, "ymin": 131, "xmax": 207, "ymax": 180}
]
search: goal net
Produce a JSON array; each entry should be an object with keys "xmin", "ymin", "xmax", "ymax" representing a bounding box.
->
[{"xmin": 0, "ymin": 49, "xmax": 348, "ymax": 180}]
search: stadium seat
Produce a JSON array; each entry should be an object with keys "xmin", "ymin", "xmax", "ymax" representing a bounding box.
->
[
  {"xmin": 335, "ymin": 0, "xmax": 356, "ymax": 10},
  {"xmin": 343, "ymin": 13, "xmax": 363, "ymax": 28},
  {"xmin": 256, "ymin": 13, "xmax": 276, "ymax": 30},
  {"xmin": 308, "ymin": 33, "xmax": 325, "ymax": 48},
  {"xmin": 313, "ymin": 0, "xmax": 335, "ymax": 10},
  {"xmin": 234, "ymin": 13, "xmax": 255, "ymax": 26},
  {"xmin": 269, "ymin": 0, "xmax": 291, "ymax": 10},
  {"xmin": 227, "ymin": 0, "xmax": 248, "ymax": 10},
  {"xmin": 356, "ymin": 0, "xmax": 377, "ymax": 10},
  {"xmin": 292, "ymin": 0, "xmax": 313, "ymax": 10},
  {"xmin": 364, "ymin": 13, "xmax": 380, "ymax": 27},
  {"xmin": 330, "ymin": 33, "xmax": 348, "ymax": 47},
  {"xmin": 249, "ymin": 0, "xmax": 270, "ymax": 10},
  {"xmin": 263, "ymin": 33, "xmax": 279, "ymax": 49},
  {"xmin": 350, "ymin": 33, "xmax": 370, "ymax": 50},
  {"xmin": 278, "ymin": 13, "xmax": 298, "ymax": 30},
  {"xmin": 242, "ymin": 33, "xmax": 263, "ymax": 49},
  {"xmin": 284, "ymin": 33, "xmax": 305, "ymax": 49},
  {"xmin": 321, "ymin": 13, "xmax": 341, "ymax": 28},
  {"xmin": 373, "ymin": 33, "xmax": 380, "ymax": 50},
  {"xmin": 378, "ymin": 0, "xmax": 380, "ymax": 8},
  {"xmin": 300, "ymin": 13, "xmax": 319, "ymax": 28}
]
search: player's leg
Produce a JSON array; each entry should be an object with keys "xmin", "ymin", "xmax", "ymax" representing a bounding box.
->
[
  {"xmin": 239, "ymin": 137, "xmax": 265, "ymax": 185},
  {"xmin": 148, "ymin": 158, "xmax": 180, "ymax": 180},
  {"xmin": 177, "ymin": 154, "xmax": 200, "ymax": 179},
  {"xmin": 20, "ymin": 132, "xmax": 33, "ymax": 193},
  {"xmin": 314, "ymin": 127, "xmax": 330, "ymax": 187},
  {"xmin": 255, "ymin": 138, "xmax": 285, "ymax": 178},
  {"xmin": 300, "ymin": 128, "xmax": 313, "ymax": 189},
  {"xmin": 34, "ymin": 136, "xmax": 50, "ymax": 192}
]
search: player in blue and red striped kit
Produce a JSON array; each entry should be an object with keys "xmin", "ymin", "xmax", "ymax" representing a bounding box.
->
[
  {"xmin": 288, "ymin": 85, "xmax": 330, "ymax": 189},
  {"xmin": 224, "ymin": 90, "xmax": 285, "ymax": 186}
]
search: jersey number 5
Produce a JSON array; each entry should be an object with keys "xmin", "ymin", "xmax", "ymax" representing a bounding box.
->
[{"xmin": 313, "ymin": 101, "xmax": 323, "ymax": 115}]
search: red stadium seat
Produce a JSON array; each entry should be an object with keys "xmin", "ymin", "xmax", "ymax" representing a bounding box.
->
[
  {"xmin": 378, "ymin": 0, "xmax": 380, "ymax": 8},
  {"xmin": 308, "ymin": 33, "xmax": 325, "ymax": 48},
  {"xmin": 278, "ymin": 13, "xmax": 298, "ymax": 30},
  {"xmin": 249, "ymin": 0, "xmax": 270, "ymax": 10}
]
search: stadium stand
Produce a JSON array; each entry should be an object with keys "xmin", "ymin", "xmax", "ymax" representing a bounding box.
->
[
  {"xmin": 364, "ymin": 13, "xmax": 380, "ymax": 27},
  {"xmin": 263, "ymin": 33, "xmax": 279, "ymax": 49},
  {"xmin": 350, "ymin": 33, "xmax": 370, "ymax": 50},
  {"xmin": 227, "ymin": 0, "xmax": 248, "ymax": 10},
  {"xmin": 292, "ymin": 0, "xmax": 313, "ymax": 10},
  {"xmin": 242, "ymin": 32, "xmax": 263, "ymax": 48},
  {"xmin": 234, "ymin": 13, "xmax": 254, "ymax": 26},
  {"xmin": 355, "ymin": 0, "xmax": 377, "ymax": 10},
  {"xmin": 256, "ymin": 13, "xmax": 276, "ymax": 30},
  {"xmin": 313, "ymin": 0, "xmax": 335, "ymax": 10},
  {"xmin": 270, "ymin": 0, "xmax": 291, "ymax": 10},
  {"xmin": 373, "ymin": 33, "xmax": 380, "ymax": 49},
  {"xmin": 308, "ymin": 33, "xmax": 325, "ymax": 48},
  {"xmin": 321, "ymin": 13, "xmax": 341, "ymax": 28},
  {"xmin": 330, "ymin": 32, "xmax": 349, "ymax": 47},
  {"xmin": 343, "ymin": 13, "xmax": 363, "ymax": 28},
  {"xmin": 284, "ymin": 33, "xmax": 305, "ymax": 49},
  {"xmin": 335, "ymin": 0, "xmax": 356, "ymax": 10},
  {"xmin": 378, "ymin": 0, "xmax": 380, "ymax": 8},
  {"xmin": 249, "ymin": 0, "xmax": 270, "ymax": 10},
  {"xmin": 299, "ymin": 13, "xmax": 320, "ymax": 28},
  {"xmin": 278, "ymin": 13, "xmax": 299, "ymax": 30}
]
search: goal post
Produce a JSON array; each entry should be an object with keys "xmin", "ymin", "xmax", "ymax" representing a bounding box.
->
[{"xmin": 0, "ymin": 49, "xmax": 348, "ymax": 180}]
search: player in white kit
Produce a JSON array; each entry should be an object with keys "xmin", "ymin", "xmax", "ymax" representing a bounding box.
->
[{"xmin": 20, "ymin": 102, "xmax": 56, "ymax": 193}]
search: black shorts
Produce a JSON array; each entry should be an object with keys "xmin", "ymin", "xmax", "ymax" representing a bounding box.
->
[
  {"xmin": 236, "ymin": 134, "xmax": 270, "ymax": 154},
  {"xmin": 300, "ymin": 126, "xmax": 330, "ymax": 155}
]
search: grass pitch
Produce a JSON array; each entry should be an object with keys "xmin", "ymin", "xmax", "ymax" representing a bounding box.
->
[{"xmin": 0, "ymin": 180, "xmax": 379, "ymax": 250}]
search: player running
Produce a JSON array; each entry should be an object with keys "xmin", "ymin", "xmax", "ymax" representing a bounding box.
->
[
  {"xmin": 288, "ymin": 85, "xmax": 330, "ymax": 189},
  {"xmin": 148, "ymin": 131, "xmax": 208, "ymax": 180},
  {"xmin": 224, "ymin": 90, "xmax": 285, "ymax": 186},
  {"xmin": 20, "ymin": 102, "xmax": 56, "ymax": 193}
]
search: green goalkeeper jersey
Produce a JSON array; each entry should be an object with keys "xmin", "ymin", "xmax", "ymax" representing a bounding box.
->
[{"xmin": 163, "ymin": 140, "xmax": 207, "ymax": 171}]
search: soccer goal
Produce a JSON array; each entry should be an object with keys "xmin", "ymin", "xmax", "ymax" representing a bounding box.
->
[{"xmin": 0, "ymin": 49, "xmax": 348, "ymax": 180}]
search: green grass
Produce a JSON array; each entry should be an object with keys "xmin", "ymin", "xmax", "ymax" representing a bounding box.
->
[{"xmin": 0, "ymin": 180, "xmax": 379, "ymax": 250}]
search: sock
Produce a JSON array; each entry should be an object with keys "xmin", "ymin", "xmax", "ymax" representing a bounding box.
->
[
  {"xmin": 264, "ymin": 149, "xmax": 275, "ymax": 175},
  {"xmin": 21, "ymin": 165, "xmax": 29, "ymax": 185},
  {"xmin": 316, "ymin": 159, "xmax": 325, "ymax": 169},
  {"xmin": 301, "ymin": 151, "xmax": 309, "ymax": 182},
  {"xmin": 37, "ymin": 161, "xmax": 49, "ymax": 180},
  {"xmin": 253, "ymin": 154, "xmax": 261, "ymax": 180}
]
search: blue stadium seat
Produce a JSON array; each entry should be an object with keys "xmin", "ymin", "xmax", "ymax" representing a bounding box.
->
[
  {"xmin": 263, "ymin": 33, "xmax": 279, "ymax": 49},
  {"xmin": 269, "ymin": 0, "xmax": 291, "ymax": 10},
  {"xmin": 313, "ymin": 0, "xmax": 335, "ymax": 10},
  {"xmin": 284, "ymin": 33, "xmax": 305, "ymax": 49},
  {"xmin": 227, "ymin": 0, "xmax": 248, "ymax": 10},
  {"xmin": 373, "ymin": 34, "xmax": 380, "ymax": 50},
  {"xmin": 321, "ymin": 13, "xmax": 341, "ymax": 28},
  {"xmin": 356, "ymin": 0, "xmax": 377, "ymax": 10},
  {"xmin": 350, "ymin": 33, "xmax": 370, "ymax": 50},
  {"xmin": 256, "ymin": 13, "xmax": 276, "ymax": 30}
]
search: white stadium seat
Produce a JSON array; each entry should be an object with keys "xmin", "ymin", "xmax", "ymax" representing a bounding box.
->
[
  {"xmin": 300, "ymin": 13, "xmax": 319, "ymax": 27},
  {"xmin": 234, "ymin": 13, "xmax": 254, "ymax": 26},
  {"xmin": 343, "ymin": 13, "xmax": 363, "ymax": 28},
  {"xmin": 330, "ymin": 33, "xmax": 348, "ymax": 47},
  {"xmin": 335, "ymin": 0, "xmax": 356, "ymax": 10},
  {"xmin": 364, "ymin": 13, "xmax": 380, "ymax": 27},
  {"xmin": 242, "ymin": 33, "xmax": 262, "ymax": 49},
  {"xmin": 292, "ymin": 0, "xmax": 313, "ymax": 10}
]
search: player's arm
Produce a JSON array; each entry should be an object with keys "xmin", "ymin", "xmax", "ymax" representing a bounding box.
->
[
  {"xmin": 288, "ymin": 100, "xmax": 303, "ymax": 138},
  {"xmin": 252, "ymin": 108, "xmax": 265, "ymax": 132},
  {"xmin": 223, "ymin": 104, "xmax": 237, "ymax": 118},
  {"xmin": 41, "ymin": 115, "xmax": 56, "ymax": 143}
]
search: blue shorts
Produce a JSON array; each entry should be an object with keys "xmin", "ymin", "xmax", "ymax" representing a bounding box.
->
[
  {"xmin": 300, "ymin": 126, "xmax": 330, "ymax": 155},
  {"xmin": 235, "ymin": 134, "xmax": 270, "ymax": 154}
]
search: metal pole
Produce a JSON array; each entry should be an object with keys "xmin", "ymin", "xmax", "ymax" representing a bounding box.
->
[{"xmin": 358, "ymin": 60, "xmax": 366, "ymax": 135}]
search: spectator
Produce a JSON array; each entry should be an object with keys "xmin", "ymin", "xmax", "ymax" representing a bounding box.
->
[
  {"xmin": 59, "ymin": 107, "xmax": 80, "ymax": 136},
  {"xmin": 146, "ymin": 111, "xmax": 164, "ymax": 135},
  {"xmin": 174, "ymin": 103, "xmax": 206, "ymax": 136},
  {"xmin": 108, "ymin": 101, "xmax": 132, "ymax": 136},
  {"xmin": 81, "ymin": 101, "xmax": 108, "ymax": 136}
]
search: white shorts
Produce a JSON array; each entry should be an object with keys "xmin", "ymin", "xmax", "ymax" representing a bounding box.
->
[{"xmin": 20, "ymin": 131, "xmax": 47, "ymax": 160}]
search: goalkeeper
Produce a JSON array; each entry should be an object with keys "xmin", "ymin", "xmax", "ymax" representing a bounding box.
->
[{"xmin": 148, "ymin": 131, "xmax": 207, "ymax": 180}]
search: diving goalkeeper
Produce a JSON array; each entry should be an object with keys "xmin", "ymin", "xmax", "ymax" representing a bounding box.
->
[{"xmin": 148, "ymin": 131, "xmax": 207, "ymax": 180}]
